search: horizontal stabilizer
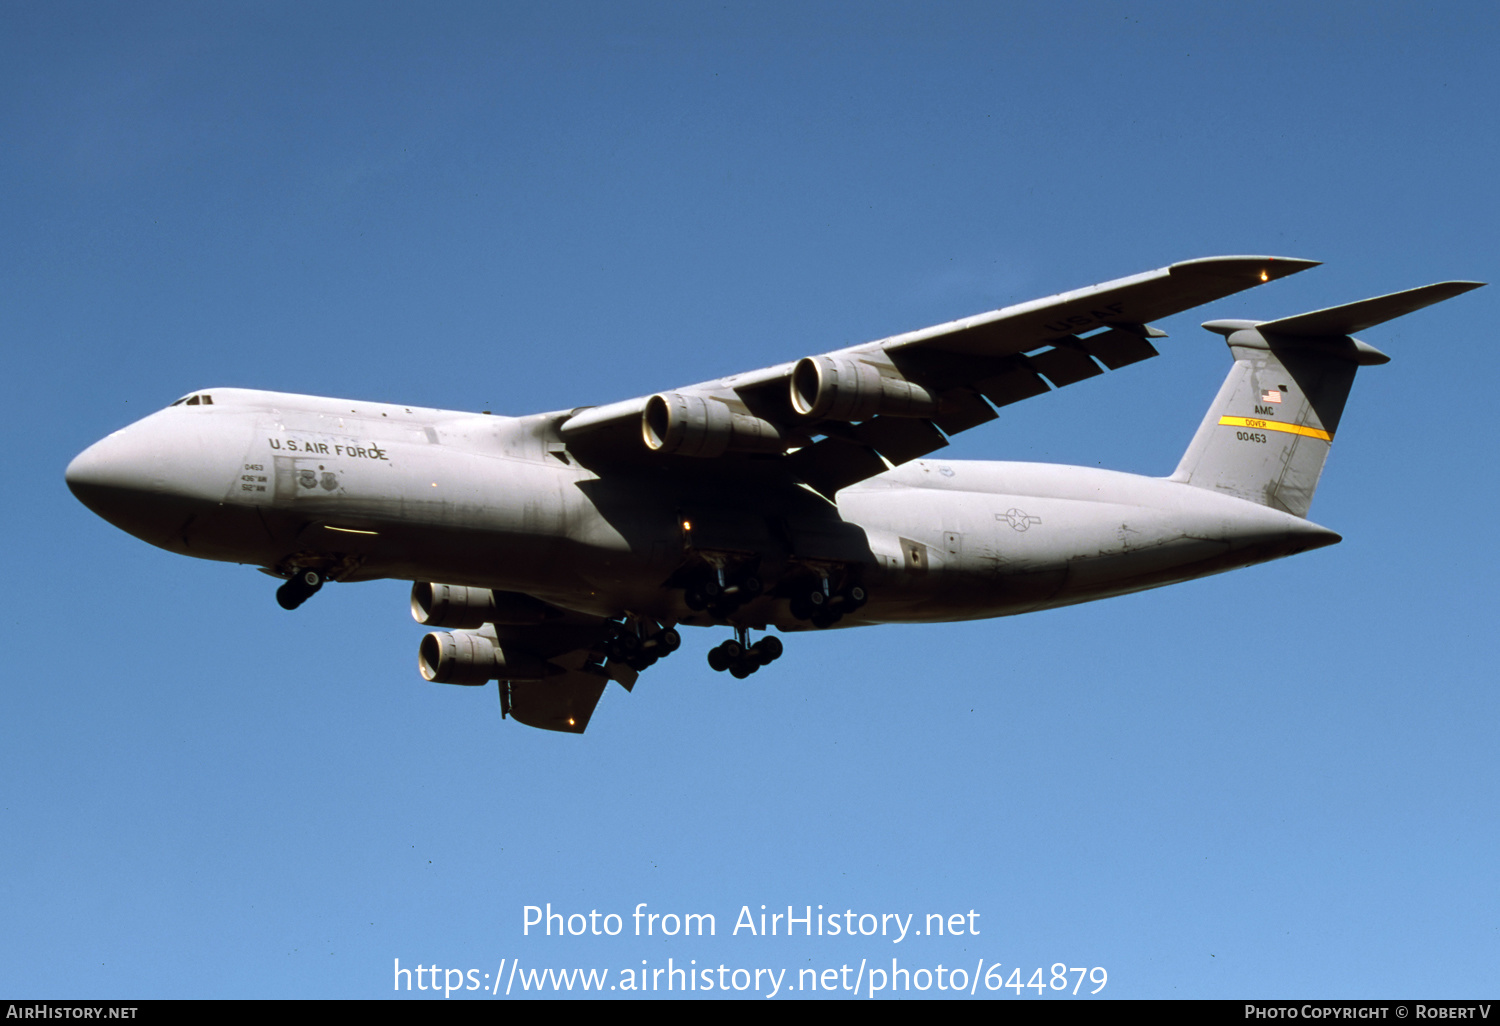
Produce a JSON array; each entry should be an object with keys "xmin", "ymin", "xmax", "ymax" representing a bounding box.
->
[{"xmin": 1256, "ymin": 281, "xmax": 1485, "ymax": 337}]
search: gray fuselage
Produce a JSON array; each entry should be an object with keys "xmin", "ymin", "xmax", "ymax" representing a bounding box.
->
[{"xmin": 65, "ymin": 387, "xmax": 1339, "ymax": 634}]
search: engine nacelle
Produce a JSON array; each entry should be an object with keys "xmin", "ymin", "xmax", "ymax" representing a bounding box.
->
[
  {"xmin": 642, "ymin": 392, "xmax": 785, "ymax": 457},
  {"xmin": 789, "ymin": 355, "xmax": 939, "ymax": 421},
  {"xmin": 411, "ymin": 583, "xmax": 491, "ymax": 628},
  {"xmin": 418, "ymin": 628, "xmax": 551, "ymax": 685},
  {"xmin": 411, "ymin": 583, "xmax": 552, "ymax": 628}
]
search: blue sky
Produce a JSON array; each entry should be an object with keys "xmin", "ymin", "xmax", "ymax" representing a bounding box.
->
[{"xmin": 3, "ymin": 1, "xmax": 1497, "ymax": 999}]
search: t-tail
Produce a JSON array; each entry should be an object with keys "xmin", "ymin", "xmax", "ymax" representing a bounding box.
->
[{"xmin": 1172, "ymin": 280, "xmax": 1483, "ymax": 517}]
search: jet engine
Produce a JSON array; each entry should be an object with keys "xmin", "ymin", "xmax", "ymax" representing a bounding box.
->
[
  {"xmin": 410, "ymin": 583, "xmax": 553, "ymax": 628},
  {"xmin": 641, "ymin": 392, "xmax": 785, "ymax": 457},
  {"xmin": 789, "ymin": 355, "xmax": 939, "ymax": 421},
  {"xmin": 418, "ymin": 627, "xmax": 551, "ymax": 685}
]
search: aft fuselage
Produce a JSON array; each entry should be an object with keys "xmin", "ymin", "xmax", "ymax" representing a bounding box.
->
[{"xmin": 66, "ymin": 388, "xmax": 1339, "ymax": 632}]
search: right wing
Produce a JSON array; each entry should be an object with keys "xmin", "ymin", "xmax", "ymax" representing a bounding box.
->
[{"xmin": 560, "ymin": 256, "xmax": 1320, "ymax": 497}]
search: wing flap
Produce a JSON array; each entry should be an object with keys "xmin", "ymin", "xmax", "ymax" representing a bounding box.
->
[
  {"xmin": 491, "ymin": 616, "xmax": 626, "ymax": 733},
  {"xmin": 975, "ymin": 365, "xmax": 1050, "ymax": 408},
  {"xmin": 1078, "ymin": 326, "xmax": 1162, "ymax": 370},
  {"xmin": 785, "ymin": 440, "xmax": 888, "ymax": 500},
  {"xmin": 845, "ymin": 417, "xmax": 948, "ymax": 465},
  {"xmin": 1026, "ymin": 345, "xmax": 1104, "ymax": 388},
  {"xmin": 503, "ymin": 668, "xmax": 609, "ymax": 734}
]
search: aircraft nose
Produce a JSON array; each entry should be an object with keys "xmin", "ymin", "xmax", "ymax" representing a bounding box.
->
[
  {"xmin": 65, "ymin": 428, "xmax": 162, "ymax": 519},
  {"xmin": 66, "ymin": 411, "xmax": 243, "ymax": 548}
]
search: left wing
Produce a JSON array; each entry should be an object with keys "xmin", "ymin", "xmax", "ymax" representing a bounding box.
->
[{"xmin": 559, "ymin": 256, "xmax": 1319, "ymax": 497}]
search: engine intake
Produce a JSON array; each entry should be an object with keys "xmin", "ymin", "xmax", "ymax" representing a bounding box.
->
[
  {"xmin": 418, "ymin": 628, "xmax": 550, "ymax": 685},
  {"xmin": 642, "ymin": 393, "xmax": 785, "ymax": 457},
  {"xmin": 789, "ymin": 355, "xmax": 939, "ymax": 421}
]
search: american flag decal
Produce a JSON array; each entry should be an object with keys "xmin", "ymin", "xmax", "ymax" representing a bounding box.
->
[{"xmin": 1260, "ymin": 389, "xmax": 1283, "ymax": 403}]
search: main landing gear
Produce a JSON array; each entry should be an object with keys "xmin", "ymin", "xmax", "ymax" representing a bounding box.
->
[
  {"xmin": 788, "ymin": 582, "xmax": 867, "ymax": 628},
  {"xmin": 684, "ymin": 567, "xmax": 761, "ymax": 618},
  {"xmin": 605, "ymin": 620, "xmax": 682, "ymax": 673},
  {"xmin": 276, "ymin": 569, "xmax": 324, "ymax": 610},
  {"xmin": 707, "ymin": 627, "xmax": 784, "ymax": 679}
]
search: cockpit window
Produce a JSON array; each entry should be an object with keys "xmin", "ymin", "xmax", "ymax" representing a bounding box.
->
[{"xmin": 172, "ymin": 394, "xmax": 214, "ymax": 407}]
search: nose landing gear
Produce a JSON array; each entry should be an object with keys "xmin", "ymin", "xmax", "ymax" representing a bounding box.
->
[
  {"xmin": 707, "ymin": 628, "xmax": 784, "ymax": 678},
  {"xmin": 276, "ymin": 568, "xmax": 324, "ymax": 610}
]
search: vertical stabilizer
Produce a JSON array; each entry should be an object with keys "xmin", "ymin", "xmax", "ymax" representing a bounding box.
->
[{"xmin": 1172, "ymin": 281, "xmax": 1482, "ymax": 517}]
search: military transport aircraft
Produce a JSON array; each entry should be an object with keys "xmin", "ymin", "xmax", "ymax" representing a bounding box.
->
[{"xmin": 66, "ymin": 257, "xmax": 1481, "ymax": 733}]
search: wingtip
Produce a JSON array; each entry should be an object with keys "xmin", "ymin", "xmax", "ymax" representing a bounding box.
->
[
  {"xmin": 1397, "ymin": 280, "xmax": 1487, "ymax": 302},
  {"xmin": 1169, "ymin": 255, "xmax": 1322, "ymax": 281},
  {"xmin": 1266, "ymin": 255, "xmax": 1324, "ymax": 270}
]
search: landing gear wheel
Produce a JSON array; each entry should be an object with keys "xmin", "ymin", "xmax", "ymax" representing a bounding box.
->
[
  {"xmin": 606, "ymin": 632, "xmax": 642, "ymax": 661},
  {"xmin": 657, "ymin": 628, "xmax": 681, "ymax": 653},
  {"xmin": 729, "ymin": 662, "xmax": 755, "ymax": 679},
  {"xmin": 751, "ymin": 636, "xmax": 784, "ymax": 664},
  {"xmin": 275, "ymin": 569, "xmax": 323, "ymax": 610},
  {"xmin": 790, "ymin": 588, "xmax": 827, "ymax": 621},
  {"xmin": 707, "ymin": 639, "xmax": 745, "ymax": 672}
]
